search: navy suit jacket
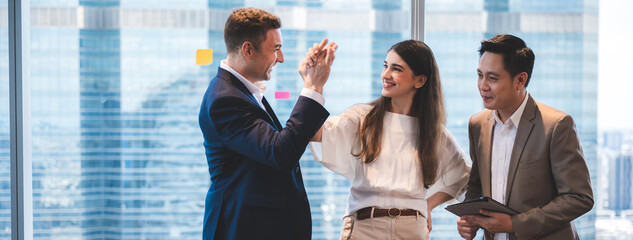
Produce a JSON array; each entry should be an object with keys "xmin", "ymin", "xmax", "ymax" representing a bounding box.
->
[{"xmin": 199, "ymin": 67, "xmax": 329, "ymax": 240}]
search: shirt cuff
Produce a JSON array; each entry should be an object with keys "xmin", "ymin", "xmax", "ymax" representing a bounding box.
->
[{"xmin": 300, "ymin": 88, "xmax": 325, "ymax": 106}]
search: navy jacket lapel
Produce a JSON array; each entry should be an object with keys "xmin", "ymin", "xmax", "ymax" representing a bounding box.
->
[
  {"xmin": 262, "ymin": 97, "xmax": 283, "ymax": 131},
  {"xmin": 217, "ymin": 68, "xmax": 259, "ymax": 105},
  {"xmin": 216, "ymin": 67, "xmax": 282, "ymax": 131}
]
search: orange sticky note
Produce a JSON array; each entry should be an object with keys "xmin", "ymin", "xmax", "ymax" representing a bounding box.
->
[{"xmin": 196, "ymin": 49, "xmax": 213, "ymax": 65}]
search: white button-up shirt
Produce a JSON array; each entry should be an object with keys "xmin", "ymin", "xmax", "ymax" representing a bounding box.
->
[
  {"xmin": 220, "ymin": 60, "xmax": 324, "ymax": 109},
  {"xmin": 491, "ymin": 92, "xmax": 529, "ymax": 240}
]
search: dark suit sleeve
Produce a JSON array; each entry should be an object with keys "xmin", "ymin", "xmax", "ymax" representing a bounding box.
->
[
  {"xmin": 465, "ymin": 117, "xmax": 483, "ymax": 201},
  {"xmin": 208, "ymin": 95, "xmax": 329, "ymax": 171},
  {"xmin": 512, "ymin": 115, "xmax": 594, "ymax": 238}
]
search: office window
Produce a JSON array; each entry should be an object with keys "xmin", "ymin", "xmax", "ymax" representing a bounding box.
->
[
  {"xmin": 1, "ymin": 1, "xmax": 10, "ymax": 238},
  {"xmin": 30, "ymin": 1, "xmax": 210, "ymax": 239},
  {"xmin": 25, "ymin": 0, "xmax": 409, "ymax": 239},
  {"xmin": 9, "ymin": 0, "xmax": 633, "ymax": 239}
]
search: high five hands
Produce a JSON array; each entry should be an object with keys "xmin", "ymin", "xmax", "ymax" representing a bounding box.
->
[{"xmin": 299, "ymin": 38, "xmax": 338, "ymax": 94}]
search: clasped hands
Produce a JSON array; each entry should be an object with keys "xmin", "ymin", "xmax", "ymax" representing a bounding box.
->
[
  {"xmin": 299, "ymin": 38, "xmax": 338, "ymax": 95},
  {"xmin": 457, "ymin": 209, "xmax": 514, "ymax": 240}
]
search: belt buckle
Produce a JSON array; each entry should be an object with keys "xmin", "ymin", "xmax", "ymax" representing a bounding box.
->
[{"xmin": 387, "ymin": 208, "xmax": 401, "ymax": 218}]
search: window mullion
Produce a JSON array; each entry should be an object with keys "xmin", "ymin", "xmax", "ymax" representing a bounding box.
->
[
  {"xmin": 9, "ymin": 0, "xmax": 33, "ymax": 239},
  {"xmin": 411, "ymin": 0, "xmax": 425, "ymax": 41}
]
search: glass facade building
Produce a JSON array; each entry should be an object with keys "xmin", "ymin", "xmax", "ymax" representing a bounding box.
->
[
  {"xmin": 596, "ymin": 131, "xmax": 633, "ymax": 239},
  {"xmin": 29, "ymin": 0, "xmax": 211, "ymax": 238},
  {"xmin": 608, "ymin": 154, "xmax": 632, "ymax": 213},
  {"xmin": 1, "ymin": 0, "xmax": 600, "ymax": 239}
]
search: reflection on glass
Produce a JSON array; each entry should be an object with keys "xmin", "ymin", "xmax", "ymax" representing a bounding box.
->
[
  {"xmin": 28, "ymin": 0, "xmax": 409, "ymax": 239},
  {"xmin": 30, "ymin": 1, "xmax": 210, "ymax": 238},
  {"xmin": 1, "ymin": 1, "xmax": 10, "ymax": 239},
  {"xmin": 425, "ymin": 0, "xmax": 598, "ymax": 239}
]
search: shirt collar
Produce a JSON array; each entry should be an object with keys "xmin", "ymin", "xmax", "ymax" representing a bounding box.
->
[
  {"xmin": 220, "ymin": 60, "xmax": 266, "ymax": 98},
  {"xmin": 494, "ymin": 92, "xmax": 530, "ymax": 128}
]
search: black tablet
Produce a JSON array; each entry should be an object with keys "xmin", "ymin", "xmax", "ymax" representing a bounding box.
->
[{"xmin": 445, "ymin": 197, "xmax": 520, "ymax": 217}]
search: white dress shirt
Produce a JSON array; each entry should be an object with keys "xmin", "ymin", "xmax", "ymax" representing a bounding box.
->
[
  {"xmin": 491, "ymin": 92, "xmax": 529, "ymax": 240},
  {"xmin": 220, "ymin": 60, "xmax": 325, "ymax": 109},
  {"xmin": 309, "ymin": 104, "xmax": 471, "ymax": 219}
]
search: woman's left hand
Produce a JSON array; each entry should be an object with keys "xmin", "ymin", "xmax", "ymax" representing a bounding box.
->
[{"xmin": 425, "ymin": 192, "xmax": 453, "ymax": 232}]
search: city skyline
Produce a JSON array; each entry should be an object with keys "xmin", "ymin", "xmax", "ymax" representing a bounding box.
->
[{"xmin": 3, "ymin": 0, "xmax": 632, "ymax": 239}]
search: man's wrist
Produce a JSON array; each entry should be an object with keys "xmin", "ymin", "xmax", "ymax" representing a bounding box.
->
[
  {"xmin": 507, "ymin": 215, "xmax": 515, "ymax": 232},
  {"xmin": 303, "ymin": 84, "xmax": 323, "ymax": 95},
  {"xmin": 300, "ymin": 87, "xmax": 325, "ymax": 106}
]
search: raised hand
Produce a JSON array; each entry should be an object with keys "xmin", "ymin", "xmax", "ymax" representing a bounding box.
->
[{"xmin": 299, "ymin": 38, "xmax": 338, "ymax": 94}]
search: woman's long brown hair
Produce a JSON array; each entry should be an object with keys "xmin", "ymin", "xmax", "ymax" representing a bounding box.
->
[{"xmin": 352, "ymin": 40, "xmax": 446, "ymax": 188}]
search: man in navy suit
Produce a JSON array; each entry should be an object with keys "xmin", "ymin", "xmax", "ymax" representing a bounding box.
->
[{"xmin": 198, "ymin": 8, "xmax": 337, "ymax": 240}]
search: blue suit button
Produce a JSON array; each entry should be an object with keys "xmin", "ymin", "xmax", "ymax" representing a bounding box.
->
[{"xmin": 295, "ymin": 167, "xmax": 300, "ymax": 173}]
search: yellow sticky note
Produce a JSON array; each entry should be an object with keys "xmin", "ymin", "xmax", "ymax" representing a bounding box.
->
[{"xmin": 196, "ymin": 49, "xmax": 213, "ymax": 65}]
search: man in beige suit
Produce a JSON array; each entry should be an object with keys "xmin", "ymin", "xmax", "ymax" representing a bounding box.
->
[{"xmin": 456, "ymin": 34, "xmax": 593, "ymax": 240}]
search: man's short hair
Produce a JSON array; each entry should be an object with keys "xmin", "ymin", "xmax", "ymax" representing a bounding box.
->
[
  {"xmin": 224, "ymin": 8, "xmax": 281, "ymax": 54},
  {"xmin": 479, "ymin": 34, "xmax": 535, "ymax": 87}
]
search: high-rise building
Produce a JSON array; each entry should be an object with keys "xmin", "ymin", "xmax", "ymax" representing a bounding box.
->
[
  {"xmin": 603, "ymin": 131, "xmax": 623, "ymax": 152},
  {"xmin": 608, "ymin": 154, "xmax": 632, "ymax": 213},
  {"xmin": 597, "ymin": 132, "xmax": 633, "ymax": 239},
  {"xmin": 29, "ymin": 1, "xmax": 211, "ymax": 238}
]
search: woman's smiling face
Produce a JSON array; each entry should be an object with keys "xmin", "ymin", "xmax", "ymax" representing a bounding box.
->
[{"xmin": 381, "ymin": 50, "xmax": 424, "ymax": 101}]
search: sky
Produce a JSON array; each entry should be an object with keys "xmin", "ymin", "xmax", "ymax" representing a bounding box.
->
[{"xmin": 598, "ymin": 0, "xmax": 633, "ymax": 131}]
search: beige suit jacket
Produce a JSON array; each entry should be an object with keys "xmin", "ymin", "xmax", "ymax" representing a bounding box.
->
[{"xmin": 465, "ymin": 96, "xmax": 593, "ymax": 240}]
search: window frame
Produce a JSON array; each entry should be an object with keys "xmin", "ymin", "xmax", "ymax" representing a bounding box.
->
[{"xmin": 9, "ymin": 0, "xmax": 34, "ymax": 239}]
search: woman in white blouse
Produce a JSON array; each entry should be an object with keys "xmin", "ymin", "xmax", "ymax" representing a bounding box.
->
[{"xmin": 306, "ymin": 40, "xmax": 471, "ymax": 240}]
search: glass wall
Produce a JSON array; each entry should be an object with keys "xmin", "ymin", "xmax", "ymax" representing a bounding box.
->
[
  {"xmin": 1, "ymin": 1, "xmax": 10, "ymax": 238},
  {"xmin": 5, "ymin": 0, "xmax": 615, "ymax": 239},
  {"xmin": 30, "ymin": 0, "xmax": 210, "ymax": 239},
  {"xmin": 425, "ymin": 0, "xmax": 598, "ymax": 239},
  {"xmin": 26, "ymin": 0, "xmax": 409, "ymax": 239}
]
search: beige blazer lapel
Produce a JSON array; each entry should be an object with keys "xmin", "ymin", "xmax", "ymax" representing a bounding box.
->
[
  {"xmin": 505, "ymin": 96, "xmax": 537, "ymax": 201},
  {"xmin": 480, "ymin": 111, "xmax": 495, "ymax": 197}
]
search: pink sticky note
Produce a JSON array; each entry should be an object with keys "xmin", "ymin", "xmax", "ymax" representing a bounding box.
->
[{"xmin": 275, "ymin": 91, "xmax": 291, "ymax": 99}]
